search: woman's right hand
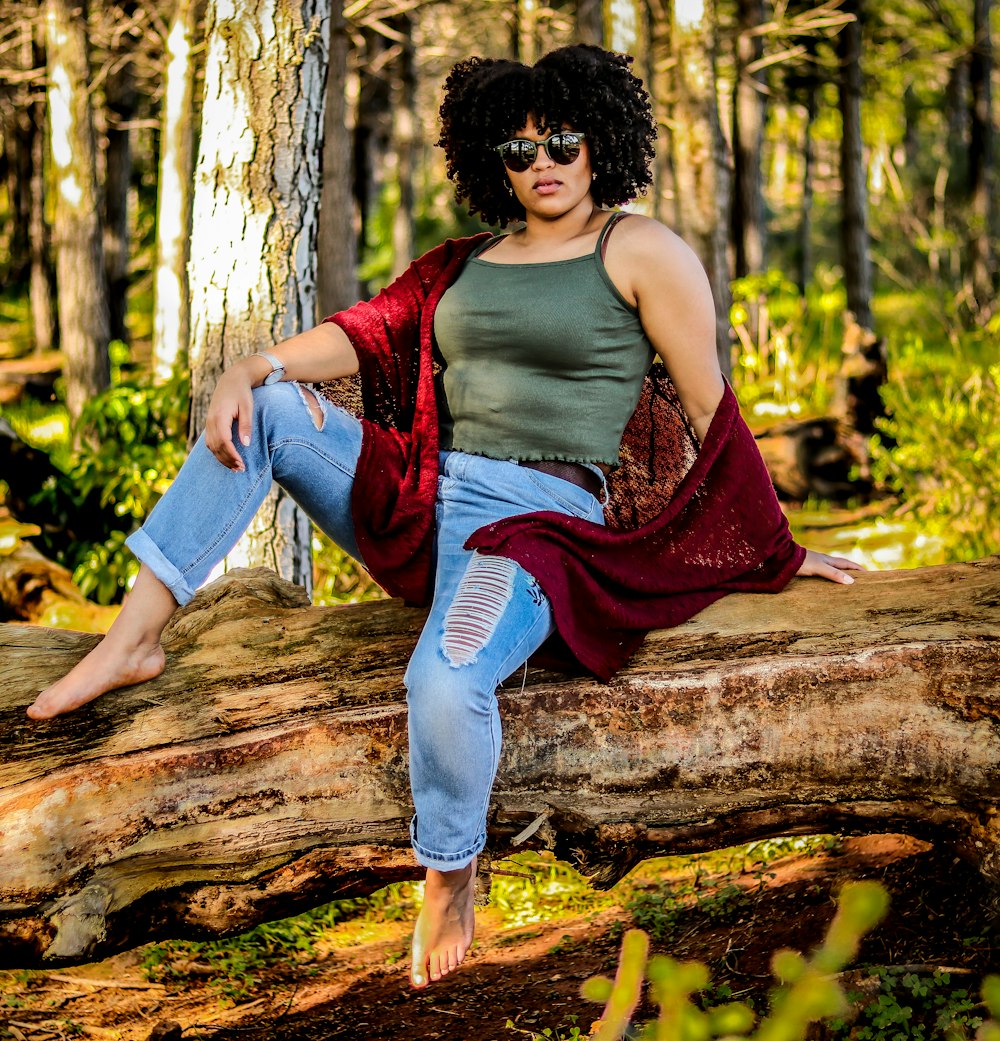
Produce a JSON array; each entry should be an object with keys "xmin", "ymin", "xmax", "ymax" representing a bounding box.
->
[{"xmin": 205, "ymin": 359, "xmax": 264, "ymax": 471}]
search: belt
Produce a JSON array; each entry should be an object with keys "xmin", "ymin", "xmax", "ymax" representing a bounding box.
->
[{"xmin": 518, "ymin": 459, "xmax": 605, "ymax": 499}]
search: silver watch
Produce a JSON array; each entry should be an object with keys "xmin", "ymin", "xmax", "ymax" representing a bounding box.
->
[{"xmin": 255, "ymin": 351, "xmax": 285, "ymax": 385}]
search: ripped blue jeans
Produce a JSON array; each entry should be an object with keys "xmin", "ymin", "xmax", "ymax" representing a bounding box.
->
[{"xmin": 126, "ymin": 381, "xmax": 605, "ymax": 872}]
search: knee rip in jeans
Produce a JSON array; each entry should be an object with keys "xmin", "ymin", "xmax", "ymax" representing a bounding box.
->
[
  {"xmin": 295, "ymin": 383, "xmax": 326, "ymax": 431},
  {"xmin": 441, "ymin": 552, "xmax": 518, "ymax": 667}
]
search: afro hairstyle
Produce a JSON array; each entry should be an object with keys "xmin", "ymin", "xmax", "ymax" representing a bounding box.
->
[{"xmin": 437, "ymin": 44, "xmax": 656, "ymax": 228}]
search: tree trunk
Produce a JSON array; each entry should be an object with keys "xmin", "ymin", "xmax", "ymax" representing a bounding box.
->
[
  {"xmin": 836, "ymin": 0, "xmax": 873, "ymax": 332},
  {"xmin": 151, "ymin": 0, "xmax": 199, "ymax": 382},
  {"xmin": 187, "ymin": 0, "xmax": 332, "ymax": 596},
  {"xmin": 45, "ymin": 0, "xmax": 110, "ymax": 422},
  {"xmin": 732, "ymin": 0, "xmax": 767, "ymax": 277},
  {"xmin": 389, "ymin": 13, "xmax": 415, "ymax": 279},
  {"xmin": 2, "ymin": 557, "xmax": 1000, "ymax": 967},
  {"xmin": 316, "ymin": 0, "xmax": 358, "ymax": 318},
  {"xmin": 668, "ymin": 0, "xmax": 733, "ymax": 379},
  {"xmin": 968, "ymin": 0, "xmax": 995, "ymax": 313},
  {"xmin": 30, "ymin": 16, "xmax": 56, "ymax": 355},
  {"xmin": 576, "ymin": 0, "xmax": 604, "ymax": 46},
  {"xmin": 797, "ymin": 55, "xmax": 817, "ymax": 293},
  {"xmin": 353, "ymin": 26, "xmax": 393, "ymax": 267},
  {"xmin": 101, "ymin": 48, "xmax": 134, "ymax": 345}
]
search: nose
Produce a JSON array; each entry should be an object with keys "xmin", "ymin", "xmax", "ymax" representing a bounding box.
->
[{"xmin": 531, "ymin": 141, "xmax": 555, "ymax": 170}]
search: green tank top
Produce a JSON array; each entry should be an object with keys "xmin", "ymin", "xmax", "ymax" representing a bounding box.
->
[{"xmin": 434, "ymin": 213, "xmax": 654, "ymax": 467}]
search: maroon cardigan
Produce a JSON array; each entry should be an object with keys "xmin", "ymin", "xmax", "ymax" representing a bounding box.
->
[{"xmin": 323, "ymin": 234, "xmax": 806, "ymax": 680}]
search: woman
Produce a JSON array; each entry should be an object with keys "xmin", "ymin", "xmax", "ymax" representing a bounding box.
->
[{"xmin": 27, "ymin": 45, "xmax": 859, "ymax": 989}]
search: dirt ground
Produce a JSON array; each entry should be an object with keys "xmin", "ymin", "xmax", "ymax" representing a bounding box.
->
[{"xmin": 2, "ymin": 835, "xmax": 998, "ymax": 1041}]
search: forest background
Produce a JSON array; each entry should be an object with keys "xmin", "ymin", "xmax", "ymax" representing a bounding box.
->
[{"xmin": 0, "ymin": 0, "xmax": 999, "ymax": 1039}]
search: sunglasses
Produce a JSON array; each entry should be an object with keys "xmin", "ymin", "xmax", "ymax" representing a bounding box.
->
[{"xmin": 495, "ymin": 131, "xmax": 586, "ymax": 172}]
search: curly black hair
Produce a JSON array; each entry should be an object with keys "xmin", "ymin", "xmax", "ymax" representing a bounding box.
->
[{"xmin": 438, "ymin": 45, "xmax": 656, "ymax": 228}]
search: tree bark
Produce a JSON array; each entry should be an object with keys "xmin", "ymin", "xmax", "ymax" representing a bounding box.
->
[
  {"xmin": 732, "ymin": 0, "xmax": 767, "ymax": 277},
  {"xmin": 2, "ymin": 557, "xmax": 999, "ymax": 967},
  {"xmin": 668, "ymin": 0, "xmax": 733, "ymax": 379},
  {"xmin": 836, "ymin": 0, "xmax": 873, "ymax": 332},
  {"xmin": 576, "ymin": 0, "xmax": 604, "ymax": 46},
  {"xmin": 151, "ymin": 0, "xmax": 199, "ymax": 382},
  {"xmin": 315, "ymin": 0, "xmax": 358, "ymax": 318},
  {"xmin": 29, "ymin": 20, "xmax": 56, "ymax": 357},
  {"xmin": 101, "ymin": 46, "xmax": 134, "ymax": 345},
  {"xmin": 45, "ymin": 0, "xmax": 111, "ymax": 421},
  {"xmin": 187, "ymin": 0, "xmax": 332, "ymax": 595},
  {"xmin": 389, "ymin": 13, "xmax": 415, "ymax": 279}
]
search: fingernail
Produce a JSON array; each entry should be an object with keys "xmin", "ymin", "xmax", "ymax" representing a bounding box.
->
[
  {"xmin": 241, "ymin": 435, "xmax": 251, "ymax": 446},
  {"xmin": 842, "ymin": 574, "xmax": 854, "ymax": 584}
]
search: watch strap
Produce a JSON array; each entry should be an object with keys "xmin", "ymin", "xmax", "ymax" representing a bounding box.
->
[{"xmin": 255, "ymin": 351, "xmax": 285, "ymax": 384}]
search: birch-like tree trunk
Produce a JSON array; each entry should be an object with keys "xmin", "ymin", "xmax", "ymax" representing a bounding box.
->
[
  {"xmin": 732, "ymin": 0, "xmax": 767, "ymax": 277},
  {"xmin": 836, "ymin": 0, "xmax": 873, "ymax": 332},
  {"xmin": 668, "ymin": 0, "xmax": 733, "ymax": 378},
  {"xmin": 151, "ymin": 0, "xmax": 199, "ymax": 381},
  {"xmin": 187, "ymin": 0, "xmax": 332, "ymax": 596},
  {"xmin": 45, "ymin": 0, "xmax": 110, "ymax": 421},
  {"xmin": 968, "ymin": 0, "xmax": 995, "ymax": 313},
  {"xmin": 316, "ymin": 0, "xmax": 358, "ymax": 318}
]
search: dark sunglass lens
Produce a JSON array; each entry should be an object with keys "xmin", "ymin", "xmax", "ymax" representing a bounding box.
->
[
  {"xmin": 549, "ymin": 134, "xmax": 581, "ymax": 165},
  {"xmin": 501, "ymin": 140, "xmax": 535, "ymax": 171}
]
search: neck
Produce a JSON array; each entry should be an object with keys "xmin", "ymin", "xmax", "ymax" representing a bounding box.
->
[{"xmin": 520, "ymin": 196, "xmax": 602, "ymax": 244}]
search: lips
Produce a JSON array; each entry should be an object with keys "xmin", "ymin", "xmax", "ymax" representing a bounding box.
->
[{"xmin": 533, "ymin": 179, "xmax": 562, "ymax": 194}]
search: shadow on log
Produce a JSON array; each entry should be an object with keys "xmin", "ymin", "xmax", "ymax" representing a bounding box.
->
[{"xmin": 1, "ymin": 557, "xmax": 999, "ymax": 967}]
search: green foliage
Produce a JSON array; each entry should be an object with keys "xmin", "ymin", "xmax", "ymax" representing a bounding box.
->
[
  {"xmin": 64, "ymin": 368, "xmax": 189, "ymax": 601},
  {"xmin": 140, "ymin": 882, "xmax": 421, "ymax": 1005},
  {"xmin": 828, "ymin": 967, "xmax": 984, "ymax": 1040},
  {"xmin": 1, "ymin": 367, "xmax": 190, "ymax": 603},
  {"xmin": 870, "ymin": 349, "xmax": 1000, "ymax": 562},
  {"xmin": 730, "ymin": 268, "xmax": 846, "ymax": 420},
  {"xmin": 582, "ymin": 881, "xmax": 889, "ymax": 1041},
  {"xmin": 490, "ymin": 853, "xmax": 617, "ymax": 929},
  {"xmin": 311, "ymin": 529, "xmax": 387, "ymax": 607}
]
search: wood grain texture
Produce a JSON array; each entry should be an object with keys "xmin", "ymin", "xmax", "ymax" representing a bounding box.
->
[{"xmin": 1, "ymin": 558, "xmax": 998, "ymax": 966}]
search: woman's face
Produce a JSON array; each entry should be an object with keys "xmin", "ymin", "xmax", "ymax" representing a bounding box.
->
[{"xmin": 501, "ymin": 117, "xmax": 594, "ymax": 219}]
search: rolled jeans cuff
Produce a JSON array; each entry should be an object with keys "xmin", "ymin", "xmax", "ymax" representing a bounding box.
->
[
  {"xmin": 409, "ymin": 815, "xmax": 482, "ymax": 871},
  {"xmin": 125, "ymin": 528, "xmax": 197, "ymax": 606}
]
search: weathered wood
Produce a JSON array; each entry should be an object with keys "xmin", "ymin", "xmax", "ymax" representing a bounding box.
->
[
  {"xmin": 1, "ymin": 558, "xmax": 999, "ymax": 967},
  {"xmin": 0, "ymin": 538, "xmax": 116, "ymax": 631}
]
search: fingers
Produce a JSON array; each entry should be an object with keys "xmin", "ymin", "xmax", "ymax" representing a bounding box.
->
[
  {"xmin": 819, "ymin": 561, "xmax": 855, "ymax": 585},
  {"xmin": 797, "ymin": 549, "xmax": 865, "ymax": 584},
  {"xmin": 205, "ymin": 378, "xmax": 254, "ymax": 471}
]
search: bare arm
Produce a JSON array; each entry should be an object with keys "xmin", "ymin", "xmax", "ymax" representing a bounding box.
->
[
  {"xmin": 608, "ymin": 217, "xmax": 862, "ymax": 586},
  {"xmin": 205, "ymin": 322, "xmax": 359, "ymax": 471},
  {"xmin": 607, "ymin": 217, "xmax": 725, "ymax": 444}
]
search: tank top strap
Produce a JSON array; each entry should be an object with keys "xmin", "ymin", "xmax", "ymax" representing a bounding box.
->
[
  {"xmin": 469, "ymin": 233, "xmax": 506, "ymax": 259},
  {"xmin": 595, "ymin": 210, "xmax": 631, "ymax": 261}
]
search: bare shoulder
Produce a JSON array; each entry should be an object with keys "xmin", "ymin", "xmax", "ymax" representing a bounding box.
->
[{"xmin": 605, "ymin": 214, "xmax": 712, "ymax": 305}]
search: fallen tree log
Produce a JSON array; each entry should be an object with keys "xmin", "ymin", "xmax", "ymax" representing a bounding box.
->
[{"xmin": 1, "ymin": 557, "xmax": 999, "ymax": 968}]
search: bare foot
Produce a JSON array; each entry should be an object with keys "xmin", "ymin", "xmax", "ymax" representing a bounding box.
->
[
  {"xmin": 409, "ymin": 859, "xmax": 477, "ymax": 988},
  {"xmin": 27, "ymin": 637, "xmax": 165, "ymax": 720}
]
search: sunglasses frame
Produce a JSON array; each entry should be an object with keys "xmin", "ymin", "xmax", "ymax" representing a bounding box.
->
[{"xmin": 494, "ymin": 131, "xmax": 587, "ymax": 172}]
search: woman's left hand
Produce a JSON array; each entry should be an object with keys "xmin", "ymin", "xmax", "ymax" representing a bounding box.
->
[{"xmin": 796, "ymin": 548, "xmax": 866, "ymax": 585}]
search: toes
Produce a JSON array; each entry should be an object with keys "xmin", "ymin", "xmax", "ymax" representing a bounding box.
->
[
  {"xmin": 428, "ymin": 951, "xmax": 442, "ymax": 981},
  {"xmin": 410, "ymin": 955, "xmax": 428, "ymax": 989}
]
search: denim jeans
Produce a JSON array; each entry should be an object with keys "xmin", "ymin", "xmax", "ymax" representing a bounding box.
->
[{"xmin": 126, "ymin": 381, "xmax": 606, "ymax": 871}]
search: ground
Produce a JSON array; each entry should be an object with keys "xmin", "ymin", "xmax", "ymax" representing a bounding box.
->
[{"xmin": 1, "ymin": 835, "xmax": 998, "ymax": 1041}]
